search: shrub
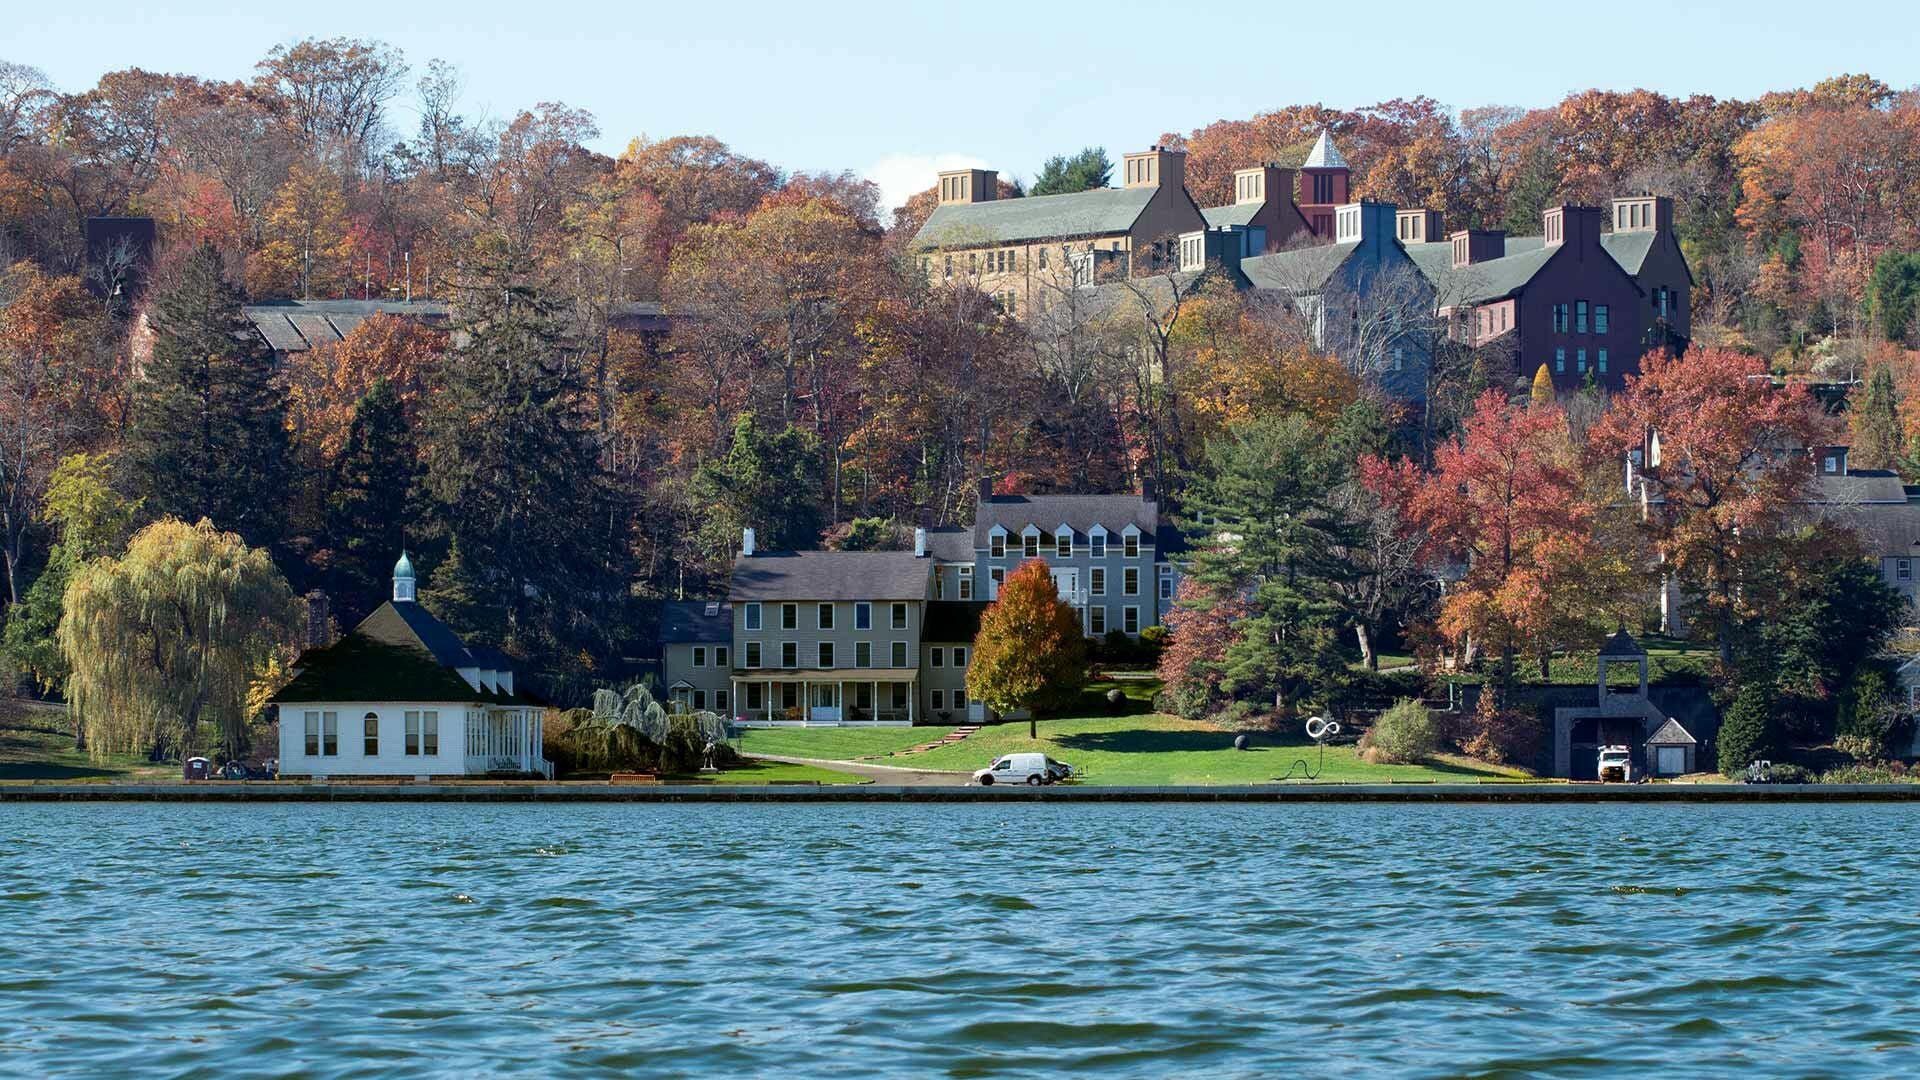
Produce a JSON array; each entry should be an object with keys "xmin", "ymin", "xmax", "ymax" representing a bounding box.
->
[
  {"xmin": 1835, "ymin": 665, "xmax": 1899, "ymax": 762},
  {"xmin": 1361, "ymin": 698, "xmax": 1439, "ymax": 764},
  {"xmin": 1212, "ymin": 699, "xmax": 1274, "ymax": 731},
  {"xmin": 1459, "ymin": 687, "xmax": 1542, "ymax": 766},
  {"xmin": 1717, "ymin": 684, "xmax": 1778, "ymax": 777},
  {"xmin": 1768, "ymin": 762, "xmax": 1812, "ymax": 784},
  {"xmin": 1817, "ymin": 762, "xmax": 1911, "ymax": 784},
  {"xmin": 1157, "ymin": 680, "xmax": 1212, "ymax": 721}
]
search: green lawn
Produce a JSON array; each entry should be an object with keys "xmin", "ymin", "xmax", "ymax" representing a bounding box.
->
[
  {"xmin": 902, "ymin": 712, "xmax": 1533, "ymax": 785},
  {"xmin": 734, "ymin": 724, "xmax": 958, "ymax": 761},
  {"xmin": 0, "ymin": 700, "xmax": 173, "ymax": 781},
  {"xmin": 1442, "ymin": 635, "xmax": 1717, "ymax": 688}
]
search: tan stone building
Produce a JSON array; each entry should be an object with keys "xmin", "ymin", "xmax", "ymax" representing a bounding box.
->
[{"xmin": 910, "ymin": 147, "xmax": 1208, "ymax": 316}]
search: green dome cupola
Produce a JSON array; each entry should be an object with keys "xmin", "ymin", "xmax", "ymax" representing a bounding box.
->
[{"xmin": 393, "ymin": 551, "xmax": 417, "ymax": 602}]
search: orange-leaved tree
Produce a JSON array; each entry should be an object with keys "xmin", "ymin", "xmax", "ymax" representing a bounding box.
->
[
  {"xmin": 1590, "ymin": 347, "xmax": 1830, "ymax": 663},
  {"xmin": 966, "ymin": 558, "xmax": 1087, "ymax": 738}
]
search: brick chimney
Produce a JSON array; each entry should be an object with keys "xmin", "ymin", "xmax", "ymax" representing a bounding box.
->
[
  {"xmin": 937, "ymin": 168, "xmax": 998, "ymax": 205},
  {"xmin": 1233, "ymin": 163, "xmax": 1295, "ymax": 207},
  {"xmin": 1543, "ymin": 205, "xmax": 1603, "ymax": 249},
  {"xmin": 1123, "ymin": 146, "xmax": 1186, "ymax": 191},
  {"xmin": 1610, "ymin": 194, "xmax": 1673, "ymax": 234},
  {"xmin": 303, "ymin": 589, "xmax": 335, "ymax": 649},
  {"xmin": 1396, "ymin": 208, "xmax": 1443, "ymax": 244},
  {"xmin": 1449, "ymin": 229, "xmax": 1507, "ymax": 268},
  {"xmin": 977, "ymin": 477, "xmax": 993, "ymax": 501}
]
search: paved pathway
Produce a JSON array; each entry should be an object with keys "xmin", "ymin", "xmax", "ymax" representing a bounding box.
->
[{"xmin": 747, "ymin": 753, "xmax": 974, "ymax": 787}]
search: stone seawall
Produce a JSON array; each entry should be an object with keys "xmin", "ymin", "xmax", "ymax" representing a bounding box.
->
[{"xmin": 5, "ymin": 782, "xmax": 1920, "ymax": 802}]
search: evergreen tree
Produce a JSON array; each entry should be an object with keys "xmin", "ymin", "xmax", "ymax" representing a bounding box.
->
[
  {"xmin": 694, "ymin": 413, "xmax": 826, "ymax": 551},
  {"xmin": 1029, "ymin": 148, "xmax": 1114, "ymax": 197},
  {"xmin": 325, "ymin": 378, "xmax": 419, "ymax": 619},
  {"xmin": 1717, "ymin": 683, "xmax": 1778, "ymax": 776},
  {"xmin": 126, "ymin": 243, "xmax": 290, "ymax": 548},
  {"xmin": 1866, "ymin": 251, "xmax": 1920, "ymax": 342},
  {"xmin": 1502, "ymin": 146, "xmax": 1561, "ymax": 237},
  {"xmin": 1184, "ymin": 414, "xmax": 1359, "ymax": 717},
  {"xmin": 420, "ymin": 266, "xmax": 622, "ymax": 662},
  {"xmin": 418, "ymin": 538, "xmax": 506, "ymax": 645},
  {"xmin": 1850, "ymin": 366, "xmax": 1902, "ymax": 471}
]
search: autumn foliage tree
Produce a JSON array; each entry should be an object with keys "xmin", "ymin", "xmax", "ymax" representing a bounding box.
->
[
  {"xmin": 966, "ymin": 559, "xmax": 1087, "ymax": 737},
  {"xmin": 1365, "ymin": 389, "xmax": 1598, "ymax": 685},
  {"xmin": 1591, "ymin": 347, "xmax": 1829, "ymax": 663}
]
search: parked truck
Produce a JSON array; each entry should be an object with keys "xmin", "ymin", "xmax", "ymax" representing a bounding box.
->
[{"xmin": 1597, "ymin": 746, "xmax": 1632, "ymax": 783}]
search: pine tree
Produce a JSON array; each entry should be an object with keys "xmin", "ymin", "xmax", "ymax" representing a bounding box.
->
[
  {"xmin": 1716, "ymin": 683, "xmax": 1778, "ymax": 777},
  {"xmin": 1030, "ymin": 148, "xmax": 1113, "ymax": 197},
  {"xmin": 1185, "ymin": 414, "xmax": 1360, "ymax": 717},
  {"xmin": 420, "ymin": 264, "xmax": 621, "ymax": 662},
  {"xmin": 1850, "ymin": 365, "xmax": 1902, "ymax": 471},
  {"xmin": 1530, "ymin": 363, "xmax": 1556, "ymax": 409},
  {"xmin": 126, "ymin": 243, "xmax": 290, "ymax": 548},
  {"xmin": 325, "ymin": 378, "xmax": 418, "ymax": 619},
  {"xmin": 694, "ymin": 413, "xmax": 826, "ymax": 551},
  {"xmin": 418, "ymin": 538, "xmax": 506, "ymax": 645}
]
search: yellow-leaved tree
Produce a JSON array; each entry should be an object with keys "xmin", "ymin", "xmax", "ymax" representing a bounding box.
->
[{"xmin": 59, "ymin": 518, "xmax": 303, "ymax": 758}]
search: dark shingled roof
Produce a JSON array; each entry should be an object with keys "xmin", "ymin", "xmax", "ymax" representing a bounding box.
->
[
  {"xmin": 973, "ymin": 494, "xmax": 1161, "ymax": 548},
  {"xmin": 1599, "ymin": 629, "xmax": 1646, "ymax": 657},
  {"xmin": 1404, "ymin": 231, "xmax": 1662, "ymax": 302},
  {"xmin": 730, "ymin": 551, "xmax": 931, "ymax": 602},
  {"xmin": 924, "ymin": 526, "xmax": 975, "ymax": 562},
  {"xmin": 1818, "ymin": 500, "xmax": 1920, "ymax": 557},
  {"xmin": 243, "ymin": 298, "xmax": 665, "ymax": 353},
  {"xmin": 924, "ymin": 601, "xmax": 988, "ymax": 643},
  {"xmin": 273, "ymin": 601, "xmax": 535, "ymax": 705},
  {"xmin": 911, "ymin": 187, "xmax": 1157, "ymax": 250},
  {"xmin": 1808, "ymin": 470, "xmax": 1908, "ymax": 505},
  {"xmin": 661, "ymin": 600, "xmax": 733, "ymax": 643}
]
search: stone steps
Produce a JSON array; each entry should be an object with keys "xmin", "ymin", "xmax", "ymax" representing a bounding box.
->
[{"xmin": 896, "ymin": 726, "xmax": 980, "ymax": 756}]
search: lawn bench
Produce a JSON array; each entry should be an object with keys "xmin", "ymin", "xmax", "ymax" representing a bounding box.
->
[{"xmin": 609, "ymin": 773, "xmax": 660, "ymax": 785}]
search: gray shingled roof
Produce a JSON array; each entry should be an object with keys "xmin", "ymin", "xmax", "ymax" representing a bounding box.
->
[
  {"xmin": 1807, "ymin": 471, "xmax": 1907, "ymax": 505},
  {"xmin": 973, "ymin": 494, "xmax": 1159, "ymax": 547},
  {"xmin": 1422, "ymin": 245, "xmax": 1560, "ymax": 306},
  {"xmin": 911, "ymin": 187, "xmax": 1157, "ymax": 250},
  {"xmin": 1302, "ymin": 131, "xmax": 1348, "ymax": 169},
  {"xmin": 1599, "ymin": 231, "xmax": 1657, "ymax": 275},
  {"xmin": 924, "ymin": 527, "xmax": 975, "ymax": 562},
  {"xmin": 730, "ymin": 551, "xmax": 931, "ymax": 601},
  {"xmin": 1405, "ymin": 232, "xmax": 1657, "ymax": 297},
  {"xmin": 1647, "ymin": 718, "xmax": 1697, "ymax": 745},
  {"xmin": 1202, "ymin": 203, "xmax": 1262, "ymax": 228},
  {"xmin": 660, "ymin": 600, "xmax": 733, "ymax": 643},
  {"xmin": 1241, "ymin": 242, "xmax": 1358, "ymax": 292},
  {"xmin": 1819, "ymin": 500, "xmax": 1920, "ymax": 557}
]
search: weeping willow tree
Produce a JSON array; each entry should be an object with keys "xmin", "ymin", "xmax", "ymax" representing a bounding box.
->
[
  {"xmin": 57, "ymin": 518, "xmax": 302, "ymax": 757},
  {"xmin": 561, "ymin": 683, "xmax": 731, "ymax": 774}
]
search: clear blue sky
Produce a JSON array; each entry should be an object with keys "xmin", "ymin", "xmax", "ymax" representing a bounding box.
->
[{"xmin": 13, "ymin": 0, "xmax": 1918, "ymax": 207}]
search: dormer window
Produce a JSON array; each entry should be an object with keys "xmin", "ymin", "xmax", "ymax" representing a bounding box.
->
[
  {"xmin": 1090, "ymin": 528, "xmax": 1107, "ymax": 558},
  {"xmin": 990, "ymin": 528, "xmax": 1006, "ymax": 559},
  {"xmin": 1123, "ymin": 529, "xmax": 1141, "ymax": 559},
  {"xmin": 1055, "ymin": 528, "xmax": 1072, "ymax": 559},
  {"xmin": 1022, "ymin": 529, "xmax": 1040, "ymax": 559}
]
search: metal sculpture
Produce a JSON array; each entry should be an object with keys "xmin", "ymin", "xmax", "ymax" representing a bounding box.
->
[{"xmin": 1274, "ymin": 715, "xmax": 1341, "ymax": 781}]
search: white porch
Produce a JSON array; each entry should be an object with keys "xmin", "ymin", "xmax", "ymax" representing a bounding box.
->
[
  {"xmin": 728, "ymin": 673, "xmax": 918, "ymax": 727},
  {"xmin": 463, "ymin": 706, "xmax": 551, "ymax": 777}
]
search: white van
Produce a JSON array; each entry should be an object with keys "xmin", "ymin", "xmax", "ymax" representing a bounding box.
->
[{"xmin": 973, "ymin": 753, "xmax": 1063, "ymax": 786}]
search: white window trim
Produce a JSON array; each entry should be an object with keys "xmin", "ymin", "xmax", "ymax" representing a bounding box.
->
[
  {"xmin": 891, "ymin": 602, "xmax": 908, "ymax": 630},
  {"xmin": 818, "ymin": 642, "xmax": 834, "ymax": 668},
  {"xmin": 855, "ymin": 601, "xmax": 872, "ymax": 629},
  {"xmin": 1123, "ymin": 567, "xmax": 1139, "ymax": 596},
  {"xmin": 744, "ymin": 602, "xmax": 762, "ymax": 631},
  {"xmin": 1054, "ymin": 526, "xmax": 1073, "ymax": 559},
  {"xmin": 1122, "ymin": 525, "xmax": 1142, "ymax": 559},
  {"xmin": 1090, "ymin": 567, "xmax": 1106, "ymax": 596},
  {"xmin": 1123, "ymin": 605, "xmax": 1141, "ymax": 635},
  {"xmin": 818, "ymin": 603, "xmax": 834, "ymax": 630},
  {"xmin": 989, "ymin": 526, "xmax": 1008, "ymax": 559}
]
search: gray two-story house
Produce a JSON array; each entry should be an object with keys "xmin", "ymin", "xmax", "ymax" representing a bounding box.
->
[
  {"xmin": 727, "ymin": 534, "xmax": 936, "ymax": 725},
  {"xmin": 971, "ymin": 485, "xmax": 1180, "ymax": 637}
]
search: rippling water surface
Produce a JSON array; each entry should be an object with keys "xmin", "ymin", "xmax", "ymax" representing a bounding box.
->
[{"xmin": 3, "ymin": 803, "xmax": 1919, "ymax": 1077}]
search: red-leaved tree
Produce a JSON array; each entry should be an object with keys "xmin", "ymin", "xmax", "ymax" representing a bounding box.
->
[
  {"xmin": 1362, "ymin": 389, "xmax": 1592, "ymax": 684},
  {"xmin": 966, "ymin": 558, "xmax": 1087, "ymax": 737}
]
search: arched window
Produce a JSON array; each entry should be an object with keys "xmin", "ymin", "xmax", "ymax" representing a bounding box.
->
[{"xmin": 363, "ymin": 713, "xmax": 379, "ymax": 756}]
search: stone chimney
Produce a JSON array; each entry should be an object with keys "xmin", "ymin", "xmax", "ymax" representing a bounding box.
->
[
  {"xmin": 1123, "ymin": 146, "xmax": 1186, "ymax": 191},
  {"xmin": 1449, "ymin": 229, "xmax": 1507, "ymax": 268},
  {"xmin": 936, "ymin": 168, "xmax": 998, "ymax": 205},
  {"xmin": 1543, "ymin": 205, "xmax": 1603, "ymax": 249},
  {"xmin": 1611, "ymin": 194, "xmax": 1673, "ymax": 234},
  {"xmin": 742, "ymin": 527, "xmax": 756, "ymax": 557},
  {"xmin": 1233, "ymin": 163, "xmax": 1295, "ymax": 206},
  {"xmin": 1396, "ymin": 208, "xmax": 1444, "ymax": 244}
]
